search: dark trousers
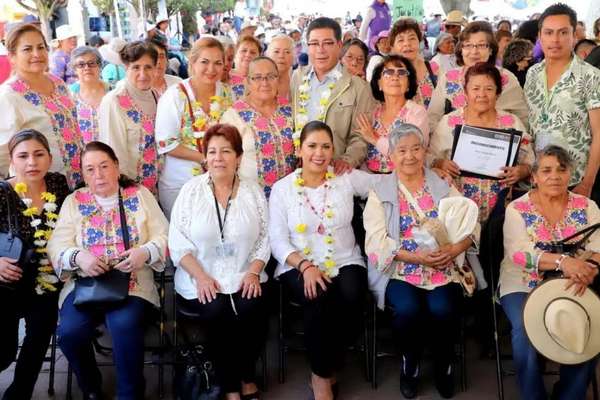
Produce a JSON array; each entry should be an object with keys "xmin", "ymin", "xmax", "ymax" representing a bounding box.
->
[
  {"xmin": 177, "ymin": 289, "xmax": 267, "ymax": 394},
  {"xmin": 385, "ymin": 280, "xmax": 462, "ymax": 373},
  {"xmin": 279, "ymin": 265, "xmax": 367, "ymax": 378},
  {"xmin": 57, "ymin": 292, "xmax": 151, "ymax": 400},
  {"xmin": 0, "ymin": 288, "xmax": 58, "ymax": 400}
]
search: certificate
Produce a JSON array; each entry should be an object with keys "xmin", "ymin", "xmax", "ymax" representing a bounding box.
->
[{"xmin": 451, "ymin": 125, "xmax": 522, "ymax": 179}]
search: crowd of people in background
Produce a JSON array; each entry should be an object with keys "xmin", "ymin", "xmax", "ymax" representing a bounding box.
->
[{"xmin": 0, "ymin": 2, "xmax": 600, "ymax": 400}]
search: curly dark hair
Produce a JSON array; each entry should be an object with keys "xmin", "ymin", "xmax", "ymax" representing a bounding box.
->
[
  {"xmin": 464, "ymin": 62, "xmax": 503, "ymax": 96},
  {"xmin": 389, "ymin": 18, "xmax": 422, "ymax": 48}
]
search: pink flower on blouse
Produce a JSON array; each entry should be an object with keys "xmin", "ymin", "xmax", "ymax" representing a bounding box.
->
[
  {"xmin": 233, "ymin": 100, "xmax": 245, "ymax": 111},
  {"xmin": 368, "ymin": 253, "xmax": 379, "ymax": 264},
  {"xmin": 404, "ymin": 227, "xmax": 413, "ymax": 238},
  {"xmin": 420, "ymin": 83, "xmax": 433, "ymax": 97},
  {"xmin": 513, "ymin": 200, "xmax": 531, "ymax": 213},
  {"xmin": 430, "ymin": 61, "xmax": 440, "ymax": 74},
  {"xmin": 62, "ymin": 127, "xmax": 74, "ymax": 141},
  {"xmin": 261, "ymin": 142, "xmax": 274, "ymax": 156},
  {"xmin": 513, "ymin": 251, "xmax": 527, "ymax": 267},
  {"xmin": 82, "ymin": 130, "xmax": 93, "ymax": 142},
  {"xmin": 387, "ymin": 160, "xmax": 395, "ymax": 170},
  {"xmin": 498, "ymin": 114, "xmax": 514, "ymax": 127},
  {"xmin": 143, "ymin": 147, "xmax": 156, "ymax": 162},
  {"xmin": 123, "ymin": 186, "xmax": 138, "ymax": 197},
  {"xmin": 70, "ymin": 153, "xmax": 80, "ymax": 170},
  {"xmin": 264, "ymin": 171, "xmax": 278, "ymax": 185},
  {"xmin": 230, "ymin": 75, "xmax": 244, "ymax": 85},
  {"xmin": 11, "ymin": 80, "xmax": 27, "ymax": 93},
  {"xmin": 90, "ymin": 245, "xmax": 104, "ymax": 258},
  {"xmin": 367, "ymin": 159, "xmax": 381, "ymax": 172},
  {"xmin": 282, "ymin": 140, "xmax": 294, "ymax": 153},
  {"xmin": 448, "ymin": 115, "xmax": 463, "ymax": 128},
  {"xmin": 501, "ymin": 73, "xmax": 509, "ymax": 87},
  {"xmin": 561, "ymin": 226, "xmax": 577, "ymax": 238},
  {"xmin": 446, "ymin": 69, "xmax": 461, "ymax": 81},
  {"xmin": 116, "ymin": 242, "xmax": 125, "ymax": 254},
  {"xmin": 45, "ymin": 101, "xmax": 59, "ymax": 113},
  {"xmin": 431, "ymin": 271, "xmax": 446, "ymax": 284},
  {"xmin": 536, "ymin": 225, "xmax": 552, "ymax": 242},
  {"xmin": 571, "ymin": 196, "xmax": 588, "ymax": 209},
  {"xmin": 59, "ymin": 95, "xmax": 73, "ymax": 108},
  {"xmin": 399, "ymin": 199, "xmax": 410, "ymax": 213},
  {"xmin": 278, "ymin": 97, "xmax": 289, "ymax": 106},
  {"xmin": 453, "ymin": 93, "xmax": 467, "ymax": 108},
  {"xmin": 118, "ymin": 95, "xmax": 132, "ymax": 109},
  {"xmin": 142, "ymin": 176, "xmax": 156, "ymax": 190},
  {"xmin": 417, "ymin": 194, "xmax": 434, "ymax": 210},
  {"xmin": 76, "ymin": 191, "xmax": 93, "ymax": 203},
  {"xmin": 274, "ymin": 115, "xmax": 287, "ymax": 129},
  {"xmin": 90, "ymin": 215, "xmax": 104, "ymax": 227},
  {"xmin": 255, "ymin": 117, "xmax": 269, "ymax": 130},
  {"xmin": 79, "ymin": 108, "xmax": 92, "ymax": 119},
  {"xmin": 405, "ymin": 274, "xmax": 422, "ymax": 285},
  {"xmin": 142, "ymin": 120, "xmax": 154, "ymax": 133}
]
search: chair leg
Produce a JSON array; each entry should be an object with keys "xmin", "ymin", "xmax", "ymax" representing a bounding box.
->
[
  {"xmin": 48, "ymin": 333, "xmax": 57, "ymax": 396},
  {"xmin": 261, "ymin": 347, "xmax": 268, "ymax": 391},
  {"xmin": 66, "ymin": 364, "xmax": 73, "ymax": 400},
  {"xmin": 278, "ymin": 283, "xmax": 286, "ymax": 384},
  {"xmin": 363, "ymin": 305, "xmax": 371, "ymax": 383},
  {"xmin": 460, "ymin": 320, "xmax": 467, "ymax": 392},
  {"xmin": 371, "ymin": 301, "xmax": 378, "ymax": 389},
  {"xmin": 592, "ymin": 371, "xmax": 599, "ymax": 400}
]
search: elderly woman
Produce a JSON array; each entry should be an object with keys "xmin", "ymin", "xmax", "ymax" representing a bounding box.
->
[
  {"xmin": 356, "ymin": 54, "xmax": 429, "ymax": 174},
  {"xmin": 366, "ymin": 30, "xmax": 390, "ymax": 81},
  {"xmin": 502, "ymin": 39, "xmax": 534, "ymax": 88},
  {"xmin": 0, "ymin": 130, "xmax": 70, "ymax": 399},
  {"xmin": 98, "ymin": 41, "xmax": 161, "ymax": 195},
  {"xmin": 270, "ymin": 121, "xmax": 378, "ymax": 400},
  {"xmin": 229, "ymin": 35, "xmax": 262, "ymax": 101},
  {"xmin": 49, "ymin": 25, "xmax": 78, "ymax": 85},
  {"xmin": 499, "ymin": 145, "xmax": 600, "ymax": 400},
  {"xmin": 495, "ymin": 30, "xmax": 512, "ymax": 66},
  {"xmin": 148, "ymin": 38, "xmax": 182, "ymax": 97},
  {"xmin": 156, "ymin": 37, "xmax": 231, "ymax": 218},
  {"xmin": 431, "ymin": 32, "xmax": 458, "ymax": 73},
  {"xmin": 0, "ymin": 23, "xmax": 82, "ymax": 188},
  {"xmin": 388, "ymin": 18, "xmax": 439, "ymax": 108},
  {"xmin": 217, "ymin": 35, "xmax": 236, "ymax": 83},
  {"xmin": 428, "ymin": 21, "xmax": 529, "ymax": 131},
  {"xmin": 69, "ymin": 46, "xmax": 111, "ymax": 144},
  {"xmin": 265, "ymin": 34, "xmax": 295, "ymax": 100},
  {"xmin": 365, "ymin": 123, "xmax": 480, "ymax": 399},
  {"xmin": 221, "ymin": 57, "xmax": 295, "ymax": 199},
  {"xmin": 429, "ymin": 63, "xmax": 534, "ymax": 224},
  {"xmin": 170, "ymin": 124, "xmax": 269, "ymax": 400},
  {"xmin": 340, "ymin": 38, "xmax": 369, "ymax": 79},
  {"xmin": 47, "ymin": 141, "xmax": 168, "ymax": 400}
]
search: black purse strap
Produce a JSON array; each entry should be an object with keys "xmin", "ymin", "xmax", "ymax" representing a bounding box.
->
[
  {"xmin": 552, "ymin": 222, "xmax": 600, "ymax": 253},
  {"xmin": 0, "ymin": 181, "xmax": 19, "ymax": 236},
  {"xmin": 118, "ymin": 189, "xmax": 130, "ymax": 251}
]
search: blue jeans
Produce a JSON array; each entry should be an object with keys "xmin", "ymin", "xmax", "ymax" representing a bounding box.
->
[
  {"xmin": 385, "ymin": 280, "xmax": 462, "ymax": 371},
  {"xmin": 57, "ymin": 292, "xmax": 151, "ymax": 399},
  {"xmin": 501, "ymin": 292, "xmax": 598, "ymax": 400}
]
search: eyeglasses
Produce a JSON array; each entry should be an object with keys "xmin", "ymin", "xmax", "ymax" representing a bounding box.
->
[
  {"xmin": 248, "ymin": 73, "xmax": 279, "ymax": 83},
  {"xmin": 343, "ymin": 54, "xmax": 365, "ymax": 65},
  {"xmin": 462, "ymin": 43, "xmax": 490, "ymax": 51},
  {"xmin": 307, "ymin": 40, "xmax": 337, "ymax": 49},
  {"xmin": 74, "ymin": 61, "xmax": 99, "ymax": 69},
  {"xmin": 382, "ymin": 68, "xmax": 410, "ymax": 78}
]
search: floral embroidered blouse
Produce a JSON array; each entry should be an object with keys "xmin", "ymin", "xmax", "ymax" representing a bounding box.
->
[
  {"xmin": 429, "ymin": 108, "xmax": 534, "ymax": 223},
  {"xmin": 365, "ymin": 183, "xmax": 474, "ymax": 289},
  {"xmin": 427, "ymin": 66, "xmax": 529, "ymax": 133},
  {"xmin": 47, "ymin": 185, "xmax": 169, "ymax": 307},
  {"xmin": 220, "ymin": 97, "xmax": 296, "ymax": 198},
  {"xmin": 499, "ymin": 192, "xmax": 600, "ymax": 297},
  {"xmin": 0, "ymin": 74, "xmax": 83, "ymax": 188},
  {"xmin": 69, "ymin": 81, "xmax": 111, "ymax": 144},
  {"xmin": 413, "ymin": 60, "xmax": 439, "ymax": 109},
  {"xmin": 98, "ymin": 81, "xmax": 162, "ymax": 194},
  {"xmin": 229, "ymin": 72, "xmax": 246, "ymax": 101},
  {"xmin": 364, "ymin": 100, "xmax": 429, "ymax": 174}
]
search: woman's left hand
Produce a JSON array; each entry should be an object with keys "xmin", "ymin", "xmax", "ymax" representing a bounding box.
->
[
  {"xmin": 240, "ymin": 272, "xmax": 262, "ymax": 299},
  {"xmin": 499, "ymin": 165, "xmax": 530, "ymax": 186},
  {"xmin": 564, "ymin": 279, "xmax": 590, "ymax": 297},
  {"xmin": 114, "ymin": 248, "xmax": 150, "ymax": 273}
]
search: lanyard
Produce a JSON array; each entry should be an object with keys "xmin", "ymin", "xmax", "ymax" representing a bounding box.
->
[{"xmin": 211, "ymin": 175, "xmax": 235, "ymax": 242}]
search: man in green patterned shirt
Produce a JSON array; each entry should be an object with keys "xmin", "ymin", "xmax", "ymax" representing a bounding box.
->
[{"xmin": 525, "ymin": 3, "xmax": 600, "ymax": 202}]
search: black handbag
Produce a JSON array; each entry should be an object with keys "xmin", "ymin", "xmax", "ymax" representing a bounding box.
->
[
  {"xmin": 174, "ymin": 344, "xmax": 220, "ymax": 400},
  {"xmin": 73, "ymin": 189, "xmax": 131, "ymax": 307},
  {"xmin": 0, "ymin": 181, "xmax": 35, "ymax": 290}
]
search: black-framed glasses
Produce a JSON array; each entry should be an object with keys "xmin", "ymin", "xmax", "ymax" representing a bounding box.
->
[
  {"xmin": 462, "ymin": 43, "xmax": 490, "ymax": 51},
  {"xmin": 382, "ymin": 68, "xmax": 410, "ymax": 78},
  {"xmin": 74, "ymin": 61, "xmax": 99, "ymax": 69},
  {"xmin": 248, "ymin": 73, "xmax": 279, "ymax": 83}
]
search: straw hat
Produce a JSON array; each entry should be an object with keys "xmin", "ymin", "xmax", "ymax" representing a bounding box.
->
[
  {"xmin": 523, "ymin": 278, "xmax": 600, "ymax": 365},
  {"xmin": 445, "ymin": 10, "xmax": 467, "ymax": 27},
  {"xmin": 55, "ymin": 24, "xmax": 79, "ymax": 41}
]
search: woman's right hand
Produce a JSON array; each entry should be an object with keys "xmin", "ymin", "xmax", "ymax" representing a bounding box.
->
[
  {"xmin": 417, "ymin": 250, "xmax": 453, "ymax": 269},
  {"xmin": 195, "ymin": 272, "xmax": 221, "ymax": 304},
  {"xmin": 76, "ymin": 250, "xmax": 109, "ymax": 277},
  {"xmin": 0, "ymin": 257, "xmax": 22, "ymax": 282},
  {"xmin": 434, "ymin": 159, "xmax": 461, "ymax": 178},
  {"xmin": 356, "ymin": 113, "xmax": 378, "ymax": 145},
  {"xmin": 303, "ymin": 265, "xmax": 332, "ymax": 300},
  {"xmin": 561, "ymin": 257, "xmax": 598, "ymax": 286}
]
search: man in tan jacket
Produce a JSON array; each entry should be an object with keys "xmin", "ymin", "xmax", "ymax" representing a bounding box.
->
[{"xmin": 291, "ymin": 17, "xmax": 376, "ymax": 174}]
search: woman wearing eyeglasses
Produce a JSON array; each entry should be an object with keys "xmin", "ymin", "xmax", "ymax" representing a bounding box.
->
[
  {"xmin": 355, "ymin": 55, "xmax": 429, "ymax": 174},
  {"xmin": 428, "ymin": 21, "xmax": 528, "ymax": 132},
  {"xmin": 220, "ymin": 56, "xmax": 296, "ymax": 199},
  {"xmin": 69, "ymin": 46, "xmax": 111, "ymax": 144}
]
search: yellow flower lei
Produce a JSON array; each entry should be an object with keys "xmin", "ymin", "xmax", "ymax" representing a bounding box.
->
[
  {"xmin": 293, "ymin": 168, "xmax": 339, "ymax": 277},
  {"xmin": 14, "ymin": 183, "xmax": 59, "ymax": 294}
]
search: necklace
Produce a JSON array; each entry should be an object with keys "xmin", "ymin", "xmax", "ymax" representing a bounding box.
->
[{"xmin": 14, "ymin": 182, "xmax": 59, "ymax": 295}]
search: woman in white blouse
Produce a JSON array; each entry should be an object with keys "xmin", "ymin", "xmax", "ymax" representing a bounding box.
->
[
  {"xmin": 156, "ymin": 37, "xmax": 231, "ymax": 218},
  {"xmin": 98, "ymin": 41, "xmax": 161, "ymax": 195},
  {"xmin": 269, "ymin": 121, "xmax": 378, "ymax": 400},
  {"xmin": 169, "ymin": 124, "xmax": 270, "ymax": 400}
]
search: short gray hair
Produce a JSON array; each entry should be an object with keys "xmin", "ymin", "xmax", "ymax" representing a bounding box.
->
[
  {"xmin": 71, "ymin": 46, "xmax": 102, "ymax": 66},
  {"xmin": 268, "ymin": 34, "xmax": 294, "ymax": 49},
  {"xmin": 216, "ymin": 35, "xmax": 235, "ymax": 50},
  {"xmin": 532, "ymin": 144, "xmax": 572, "ymax": 173},
  {"xmin": 388, "ymin": 122, "xmax": 425, "ymax": 151}
]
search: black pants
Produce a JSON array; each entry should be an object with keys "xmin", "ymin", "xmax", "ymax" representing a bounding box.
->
[
  {"xmin": 0, "ymin": 288, "xmax": 58, "ymax": 400},
  {"xmin": 177, "ymin": 288, "xmax": 267, "ymax": 394},
  {"xmin": 279, "ymin": 265, "xmax": 367, "ymax": 378}
]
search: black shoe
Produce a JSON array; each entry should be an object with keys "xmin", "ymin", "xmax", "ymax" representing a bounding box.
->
[
  {"xmin": 400, "ymin": 374, "xmax": 418, "ymax": 399},
  {"xmin": 434, "ymin": 363, "xmax": 455, "ymax": 399},
  {"xmin": 83, "ymin": 393, "xmax": 104, "ymax": 400}
]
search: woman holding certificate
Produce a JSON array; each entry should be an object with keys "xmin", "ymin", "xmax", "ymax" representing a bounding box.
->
[{"xmin": 429, "ymin": 63, "xmax": 534, "ymax": 223}]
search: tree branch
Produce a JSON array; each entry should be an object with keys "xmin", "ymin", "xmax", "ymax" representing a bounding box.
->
[{"xmin": 15, "ymin": 0, "xmax": 36, "ymax": 13}]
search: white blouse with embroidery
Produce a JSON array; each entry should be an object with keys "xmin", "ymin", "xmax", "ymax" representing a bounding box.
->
[{"xmin": 169, "ymin": 174, "xmax": 271, "ymax": 298}]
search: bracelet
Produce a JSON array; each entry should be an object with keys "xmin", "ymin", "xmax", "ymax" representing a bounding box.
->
[
  {"xmin": 586, "ymin": 258, "xmax": 600, "ymax": 269},
  {"xmin": 555, "ymin": 254, "xmax": 568, "ymax": 272},
  {"xmin": 69, "ymin": 249, "xmax": 80, "ymax": 269},
  {"xmin": 247, "ymin": 270, "xmax": 261, "ymax": 277},
  {"xmin": 301, "ymin": 264, "xmax": 316, "ymax": 275},
  {"xmin": 297, "ymin": 258, "xmax": 309, "ymax": 271}
]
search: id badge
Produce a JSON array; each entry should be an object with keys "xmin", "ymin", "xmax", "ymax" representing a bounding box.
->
[{"xmin": 214, "ymin": 241, "xmax": 237, "ymax": 258}]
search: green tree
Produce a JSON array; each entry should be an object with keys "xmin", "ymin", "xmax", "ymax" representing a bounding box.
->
[{"xmin": 15, "ymin": 0, "xmax": 68, "ymax": 40}]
